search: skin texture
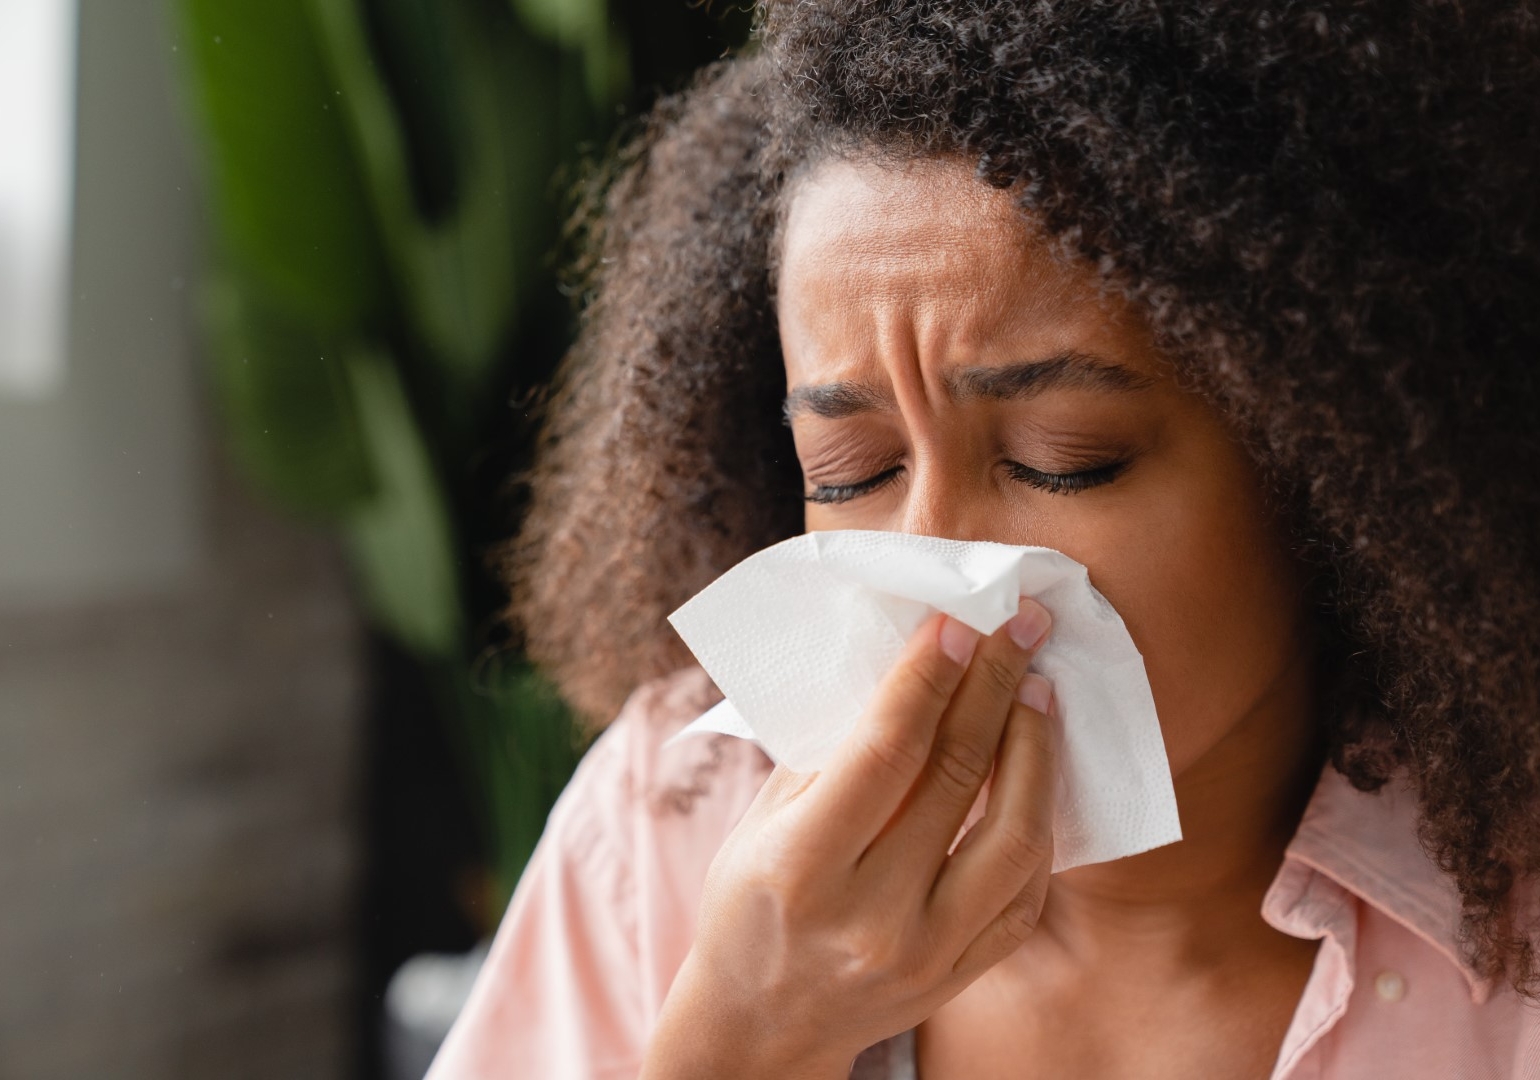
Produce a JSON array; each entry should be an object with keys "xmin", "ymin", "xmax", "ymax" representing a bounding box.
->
[
  {"xmin": 641, "ymin": 157, "xmax": 1327, "ymax": 1078},
  {"xmin": 783, "ymin": 158, "xmax": 1313, "ymax": 787}
]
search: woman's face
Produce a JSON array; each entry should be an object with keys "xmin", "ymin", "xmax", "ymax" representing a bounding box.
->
[{"xmin": 778, "ymin": 157, "xmax": 1312, "ymax": 779}]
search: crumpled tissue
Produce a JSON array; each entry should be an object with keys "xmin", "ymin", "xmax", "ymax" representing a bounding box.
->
[{"xmin": 667, "ymin": 530, "xmax": 1182, "ymax": 871}]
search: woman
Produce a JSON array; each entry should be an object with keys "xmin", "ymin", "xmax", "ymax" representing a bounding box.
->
[{"xmin": 431, "ymin": 2, "xmax": 1540, "ymax": 1076}]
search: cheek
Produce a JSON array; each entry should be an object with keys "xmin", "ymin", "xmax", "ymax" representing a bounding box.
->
[{"xmin": 1073, "ymin": 434, "xmax": 1306, "ymax": 776}]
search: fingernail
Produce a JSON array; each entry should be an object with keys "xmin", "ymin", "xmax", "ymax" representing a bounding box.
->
[
  {"xmin": 1006, "ymin": 598, "xmax": 1052, "ymax": 650},
  {"xmin": 939, "ymin": 617, "xmax": 982, "ymax": 665},
  {"xmin": 1016, "ymin": 673, "xmax": 1053, "ymax": 713}
]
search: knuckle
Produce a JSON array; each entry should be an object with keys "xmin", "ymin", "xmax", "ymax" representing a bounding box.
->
[
  {"xmin": 974, "ymin": 651, "xmax": 1024, "ymax": 697},
  {"xmin": 861, "ymin": 727, "xmax": 930, "ymax": 784},
  {"xmin": 734, "ymin": 851, "xmax": 786, "ymax": 899},
  {"xmin": 905, "ymin": 652, "xmax": 960, "ymax": 705},
  {"xmin": 992, "ymin": 820, "xmax": 1052, "ymax": 880},
  {"xmin": 753, "ymin": 830, "xmax": 796, "ymax": 878},
  {"xmin": 929, "ymin": 735, "xmax": 995, "ymax": 798},
  {"xmin": 834, "ymin": 923, "xmax": 902, "ymax": 981},
  {"xmin": 748, "ymin": 826, "xmax": 816, "ymax": 895},
  {"xmin": 1006, "ymin": 708, "xmax": 1056, "ymax": 762},
  {"xmin": 994, "ymin": 889, "xmax": 1044, "ymax": 948}
]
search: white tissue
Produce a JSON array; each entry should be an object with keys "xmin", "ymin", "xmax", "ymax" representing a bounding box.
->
[{"xmin": 667, "ymin": 530, "xmax": 1181, "ymax": 871}]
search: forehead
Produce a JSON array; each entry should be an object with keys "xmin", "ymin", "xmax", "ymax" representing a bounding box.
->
[{"xmin": 776, "ymin": 157, "xmax": 1123, "ymax": 378}]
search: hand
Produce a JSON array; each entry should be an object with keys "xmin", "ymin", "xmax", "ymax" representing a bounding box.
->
[{"xmin": 641, "ymin": 600, "xmax": 1058, "ymax": 1079}]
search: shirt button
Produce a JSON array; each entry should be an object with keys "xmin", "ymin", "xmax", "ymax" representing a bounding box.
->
[{"xmin": 1374, "ymin": 970, "xmax": 1407, "ymax": 1002}]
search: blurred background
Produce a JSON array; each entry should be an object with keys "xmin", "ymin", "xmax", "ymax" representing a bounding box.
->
[{"xmin": 0, "ymin": 0, "xmax": 745, "ymax": 1076}]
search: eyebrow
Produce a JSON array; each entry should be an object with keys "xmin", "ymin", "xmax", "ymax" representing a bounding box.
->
[
  {"xmin": 782, "ymin": 381, "xmax": 896, "ymax": 422},
  {"xmin": 946, "ymin": 352, "xmax": 1156, "ymax": 401},
  {"xmin": 783, "ymin": 351, "xmax": 1154, "ymax": 422}
]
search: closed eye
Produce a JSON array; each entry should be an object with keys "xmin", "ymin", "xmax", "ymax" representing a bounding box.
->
[
  {"xmin": 803, "ymin": 459, "xmax": 1129, "ymax": 505},
  {"xmin": 803, "ymin": 466, "xmax": 904, "ymax": 505},
  {"xmin": 1005, "ymin": 459, "xmax": 1127, "ymax": 494}
]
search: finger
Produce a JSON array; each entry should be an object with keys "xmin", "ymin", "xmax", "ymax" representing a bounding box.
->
[
  {"xmin": 796, "ymin": 613, "xmax": 980, "ymax": 863},
  {"xmin": 952, "ymin": 856, "xmax": 1052, "ymax": 980},
  {"xmin": 870, "ymin": 599, "xmax": 1051, "ymax": 873},
  {"xmin": 928, "ymin": 677, "xmax": 1058, "ymax": 951}
]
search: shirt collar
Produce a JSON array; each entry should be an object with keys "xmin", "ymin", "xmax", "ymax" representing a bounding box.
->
[{"xmin": 1267, "ymin": 764, "xmax": 1492, "ymax": 1004}]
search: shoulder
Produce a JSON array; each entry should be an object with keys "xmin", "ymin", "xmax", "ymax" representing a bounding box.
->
[
  {"xmin": 543, "ymin": 665, "xmax": 777, "ymax": 1008},
  {"xmin": 557, "ymin": 666, "xmax": 774, "ymax": 1003},
  {"xmin": 1270, "ymin": 767, "xmax": 1540, "ymax": 1078},
  {"xmin": 552, "ymin": 665, "xmax": 774, "ymax": 852},
  {"xmin": 427, "ymin": 668, "xmax": 773, "ymax": 1079}
]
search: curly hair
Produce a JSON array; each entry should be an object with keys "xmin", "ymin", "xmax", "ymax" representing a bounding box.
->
[{"xmin": 506, "ymin": 1, "xmax": 1540, "ymax": 992}]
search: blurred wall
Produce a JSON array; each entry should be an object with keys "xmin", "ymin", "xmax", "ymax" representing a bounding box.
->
[
  {"xmin": 0, "ymin": 0, "xmax": 198, "ymax": 603},
  {"xmin": 0, "ymin": 2, "xmax": 368, "ymax": 1077}
]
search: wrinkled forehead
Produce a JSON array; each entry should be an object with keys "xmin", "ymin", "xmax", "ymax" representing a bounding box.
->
[{"xmin": 775, "ymin": 156, "xmax": 1124, "ymax": 375}]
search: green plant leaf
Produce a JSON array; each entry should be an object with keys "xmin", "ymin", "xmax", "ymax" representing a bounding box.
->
[
  {"xmin": 342, "ymin": 348, "xmax": 463, "ymax": 657},
  {"xmin": 511, "ymin": 0, "xmax": 605, "ymax": 49},
  {"xmin": 452, "ymin": 656, "xmax": 584, "ymax": 904},
  {"xmin": 176, "ymin": 0, "xmax": 391, "ymax": 331},
  {"xmin": 512, "ymin": 0, "xmax": 627, "ymax": 111},
  {"xmin": 308, "ymin": 0, "xmax": 522, "ymax": 391},
  {"xmin": 204, "ymin": 279, "xmax": 377, "ymax": 516}
]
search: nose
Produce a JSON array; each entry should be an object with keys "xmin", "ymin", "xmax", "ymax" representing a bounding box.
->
[{"xmin": 895, "ymin": 459, "xmax": 1006, "ymax": 544}]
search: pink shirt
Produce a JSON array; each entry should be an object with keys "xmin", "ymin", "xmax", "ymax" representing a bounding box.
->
[{"xmin": 428, "ymin": 667, "xmax": 1540, "ymax": 1079}]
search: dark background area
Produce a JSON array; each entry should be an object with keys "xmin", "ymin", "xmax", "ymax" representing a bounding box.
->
[
  {"xmin": 358, "ymin": 4, "xmax": 751, "ymax": 1071},
  {"xmin": 0, "ymin": 1, "xmax": 748, "ymax": 1077}
]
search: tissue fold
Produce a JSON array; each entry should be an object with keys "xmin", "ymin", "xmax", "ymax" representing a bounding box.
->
[{"xmin": 667, "ymin": 530, "xmax": 1182, "ymax": 872}]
